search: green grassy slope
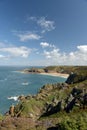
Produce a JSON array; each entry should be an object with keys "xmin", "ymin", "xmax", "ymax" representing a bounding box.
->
[{"xmin": 0, "ymin": 66, "xmax": 87, "ymax": 130}]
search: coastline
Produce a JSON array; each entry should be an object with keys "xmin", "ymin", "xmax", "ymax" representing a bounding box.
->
[
  {"xmin": 39, "ymin": 72, "xmax": 69, "ymax": 78},
  {"xmin": 18, "ymin": 70, "xmax": 69, "ymax": 78}
]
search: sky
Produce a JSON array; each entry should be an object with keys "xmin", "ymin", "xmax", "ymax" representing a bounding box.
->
[{"xmin": 0, "ymin": 0, "xmax": 87, "ymax": 66}]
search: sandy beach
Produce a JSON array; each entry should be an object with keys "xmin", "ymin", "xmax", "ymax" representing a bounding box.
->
[
  {"xmin": 19, "ymin": 70, "xmax": 69, "ymax": 78},
  {"xmin": 39, "ymin": 72, "xmax": 69, "ymax": 78}
]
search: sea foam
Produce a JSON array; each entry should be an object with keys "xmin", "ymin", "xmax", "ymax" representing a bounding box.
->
[{"xmin": 7, "ymin": 96, "xmax": 19, "ymax": 101}]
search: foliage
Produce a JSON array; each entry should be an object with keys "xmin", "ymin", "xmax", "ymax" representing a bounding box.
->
[
  {"xmin": 58, "ymin": 112, "xmax": 87, "ymax": 130},
  {"xmin": 0, "ymin": 114, "xmax": 4, "ymax": 120},
  {"xmin": 0, "ymin": 66, "xmax": 87, "ymax": 129}
]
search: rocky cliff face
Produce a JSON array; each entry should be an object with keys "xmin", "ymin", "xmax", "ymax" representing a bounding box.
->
[
  {"xmin": 1, "ymin": 79, "xmax": 87, "ymax": 130},
  {"xmin": 0, "ymin": 66, "xmax": 87, "ymax": 130},
  {"xmin": 66, "ymin": 73, "xmax": 87, "ymax": 84},
  {"xmin": 7, "ymin": 80, "xmax": 87, "ymax": 119}
]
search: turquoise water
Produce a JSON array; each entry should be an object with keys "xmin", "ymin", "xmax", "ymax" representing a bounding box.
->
[{"xmin": 0, "ymin": 66, "xmax": 66, "ymax": 114}]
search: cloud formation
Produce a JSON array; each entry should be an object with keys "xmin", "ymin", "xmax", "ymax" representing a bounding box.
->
[
  {"xmin": 0, "ymin": 46, "xmax": 31, "ymax": 58},
  {"xmin": 41, "ymin": 44, "xmax": 87, "ymax": 65},
  {"xmin": 40, "ymin": 42, "xmax": 55, "ymax": 48},
  {"xmin": 29, "ymin": 16, "xmax": 55, "ymax": 33},
  {"xmin": 37, "ymin": 17, "xmax": 55, "ymax": 33},
  {"xmin": 77, "ymin": 45, "xmax": 87, "ymax": 53},
  {"xmin": 43, "ymin": 48, "xmax": 61, "ymax": 60},
  {"xmin": 17, "ymin": 33, "xmax": 41, "ymax": 41},
  {"xmin": 13, "ymin": 16, "xmax": 55, "ymax": 42},
  {"xmin": 0, "ymin": 41, "xmax": 87, "ymax": 66},
  {"xmin": 40, "ymin": 42, "xmax": 49, "ymax": 48}
]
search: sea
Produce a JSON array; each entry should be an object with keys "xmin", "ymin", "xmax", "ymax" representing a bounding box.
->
[{"xmin": 0, "ymin": 66, "xmax": 66, "ymax": 114}]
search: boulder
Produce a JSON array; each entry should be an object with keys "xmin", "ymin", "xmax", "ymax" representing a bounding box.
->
[{"xmin": 18, "ymin": 95, "xmax": 25, "ymax": 101}]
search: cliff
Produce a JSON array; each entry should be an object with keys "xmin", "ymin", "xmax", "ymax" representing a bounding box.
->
[
  {"xmin": 0, "ymin": 66, "xmax": 87, "ymax": 130},
  {"xmin": 20, "ymin": 66, "xmax": 87, "ymax": 74}
]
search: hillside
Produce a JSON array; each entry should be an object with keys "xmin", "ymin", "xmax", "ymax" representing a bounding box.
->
[
  {"xmin": 21, "ymin": 66, "xmax": 87, "ymax": 75},
  {"xmin": 0, "ymin": 66, "xmax": 87, "ymax": 130}
]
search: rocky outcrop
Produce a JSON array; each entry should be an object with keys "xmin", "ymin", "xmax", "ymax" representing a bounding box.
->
[
  {"xmin": 0, "ymin": 67, "xmax": 87, "ymax": 130},
  {"xmin": 9, "ymin": 105, "xmax": 15, "ymax": 117},
  {"xmin": 21, "ymin": 68, "xmax": 45, "ymax": 73},
  {"xmin": 66, "ymin": 73, "xmax": 87, "ymax": 84},
  {"xmin": 41, "ymin": 86, "xmax": 87, "ymax": 116},
  {"xmin": 7, "ymin": 80, "xmax": 87, "ymax": 119}
]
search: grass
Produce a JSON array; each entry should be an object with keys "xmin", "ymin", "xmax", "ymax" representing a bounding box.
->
[
  {"xmin": 6, "ymin": 66, "xmax": 87, "ymax": 129},
  {"xmin": 0, "ymin": 114, "xmax": 4, "ymax": 120},
  {"xmin": 14, "ymin": 98, "xmax": 45, "ymax": 117}
]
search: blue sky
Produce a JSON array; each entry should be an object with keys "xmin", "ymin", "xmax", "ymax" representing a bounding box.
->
[{"xmin": 0, "ymin": 0, "xmax": 87, "ymax": 66}]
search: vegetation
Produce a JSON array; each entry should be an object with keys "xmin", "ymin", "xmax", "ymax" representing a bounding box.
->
[
  {"xmin": 0, "ymin": 114, "xmax": 4, "ymax": 120},
  {"xmin": 0, "ymin": 66, "xmax": 87, "ymax": 130},
  {"xmin": 44, "ymin": 66, "xmax": 87, "ymax": 75}
]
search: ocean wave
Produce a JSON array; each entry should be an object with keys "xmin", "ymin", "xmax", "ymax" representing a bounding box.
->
[
  {"xmin": 7, "ymin": 96, "xmax": 19, "ymax": 101},
  {"xmin": 22, "ymin": 82, "xmax": 29, "ymax": 86}
]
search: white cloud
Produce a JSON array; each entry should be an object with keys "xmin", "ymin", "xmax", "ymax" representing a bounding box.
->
[
  {"xmin": 0, "ymin": 40, "xmax": 87, "ymax": 66},
  {"xmin": 0, "ymin": 46, "xmax": 31, "ymax": 58},
  {"xmin": 77, "ymin": 45, "xmax": 87, "ymax": 53},
  {"xmin": 40, "ymin": 42, "xmax": 55, "ymax": 48},
  {"xmin": 37, "ymin": 17, "xmax": 55, "ymax": 33},
  {"xmin": 40, "ymin": 42, "xmax": 49, "ymax": 48},
  {"xmin": 43, "ymin": 48, "xmax": 60, "ymax": 59},
  {"xmin": 29, "ymin": 16, "xmax": 55, "ymax": 33},
  {"xmin": 42, "ymin": 45, "xmax": 87, "ymax": 65},
  {"xmin": 17, "ymin": 33, "xmax": 41, "ymax": 41},
  {"xmin": 43, "ymin": 51, "xmax": 51, "ymax": 58}
]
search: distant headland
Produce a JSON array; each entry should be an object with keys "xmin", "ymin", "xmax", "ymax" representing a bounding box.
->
[{"xmin": 18, "ymin": 66, "xmax": 72, "ymax": 78}]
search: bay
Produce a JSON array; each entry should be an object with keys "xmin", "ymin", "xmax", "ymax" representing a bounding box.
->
[{"xmin": 0, "ymin": 66, "xmax": 66, "ymax": 114}]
